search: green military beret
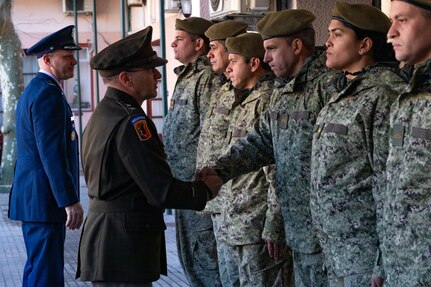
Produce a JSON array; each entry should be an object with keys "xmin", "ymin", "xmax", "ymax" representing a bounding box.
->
[
  {"xmin": 204, "ymin": 20, "xmax": 248, "ymax": 41},
  {"xmin": 175, "ymin": 17, "xmax": 213, "ymax": 36},
  {"xmin": 332, "ymin": 2, "xmax": 391, "ymax": 33},
  {"xmin": 90, "ymin": 26, "xmax": 167, "ymax": 77},
  {"xmin": 225, "ymin": 32, "xmax": 265, "ymax": 59},
  {"xmin": 257, "ymin": 9, "xmax": 316, "ymax": 40},
  {"xmin": 395, "ymin": 0, "xmax": 431, "ymax": 10}
]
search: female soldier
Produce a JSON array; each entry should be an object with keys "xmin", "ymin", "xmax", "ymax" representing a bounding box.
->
[{"xmin": 310, "ymin": 2, "xmax": 406, "ymax": 287}]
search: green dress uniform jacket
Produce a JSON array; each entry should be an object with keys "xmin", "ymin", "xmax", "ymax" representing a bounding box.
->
[
  {"xmin": 310, "ymin": 63, "xmax": 405, "ymax": 278},
  {"xmin": 77, "ymin": 88, "xmax": 210, "ymax": 283},
  {"xmin": 383, "ymin": 59, "xmax": 431, "ymax": 286}
]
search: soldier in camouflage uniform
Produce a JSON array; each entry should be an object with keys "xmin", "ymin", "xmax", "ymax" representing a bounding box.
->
[
  {"xmin": 213, "ymin": 32, "xmax": 292, "ymax": 287},
  {"xmin": 196, "ymin": 20, "xmax": 248, "ymax": 286},
  {"xmin": 383, "ymin": 0, "xmax": 431, "ymax": 286},
  {"xmin": 310, "ymin": 3, "xmax": 406, "ymax": 287},
  {"xmin": 162, "ymin": 17, "xmax": 221, "ymax": 286},
  {"xmin": 202, "ymin": 10, "xmax": 329, "ymax": 287}
]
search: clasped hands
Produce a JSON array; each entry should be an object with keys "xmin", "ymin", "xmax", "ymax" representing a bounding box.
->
[{"xmin": 196, "ymin": 167, "xmax": 223, "ymax": 200}]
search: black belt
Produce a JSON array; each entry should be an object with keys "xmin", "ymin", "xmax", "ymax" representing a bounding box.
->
[{"xmin": 89, "ymin": 196, "xmax": 150, "ymax": 212}]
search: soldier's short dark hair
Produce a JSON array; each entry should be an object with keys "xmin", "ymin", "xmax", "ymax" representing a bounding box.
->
[
  {"xmin": 284, "ymin": 27, "xmax": 316, "ymax": 54},
  {"xmin": 243, "ymin": 57, "xmax": 272, "ymax": 72},
  {"xmin": 101, "ymin": 74, "xmax": 118, "ymax": 83},
  {"xmin": 351, "ymin": 27, "xmax": 396, "ymax": 62},
  {"xmin": 187, "ymin": 31, "xmax": 211, "ymax": 53}
]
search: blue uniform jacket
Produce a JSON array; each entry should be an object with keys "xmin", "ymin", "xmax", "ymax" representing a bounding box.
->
[{"xmin": 9, "ymin": 72, "xmax": 79, "ymax": 223}]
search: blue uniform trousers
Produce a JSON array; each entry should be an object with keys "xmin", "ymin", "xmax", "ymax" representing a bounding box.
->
[{"xmin": 22, "ymin": 222, "xmax": 65, "ymax": 287}]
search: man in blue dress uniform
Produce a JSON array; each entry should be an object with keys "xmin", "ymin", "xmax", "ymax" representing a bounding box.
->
[{"xmin": 8, "ymin": 25, "xmax": 84, "ymax": 287}]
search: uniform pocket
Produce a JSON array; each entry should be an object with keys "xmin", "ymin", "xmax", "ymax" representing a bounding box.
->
[{"xmin": 193, "ymin": 229, "xmax": 218, "ymax": 271}]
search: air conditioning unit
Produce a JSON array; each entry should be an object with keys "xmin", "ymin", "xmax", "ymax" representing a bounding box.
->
[
  {"xmin": 249, "ymin": 0, "xmax": 272, "ymax": 11},
  {"xmin": 209, "ymin": 0, "xmax": 273, "ymax": 19},
  {"xmin": 63, "ymin": 0, "xmax": 93, "ymax": 15},
  {"xmin": 209, "ymin": 0, "xmax": 241, "ymax": 19},
  {"xmin": 165, "ymin": 0, "xmax": 179, "ymax": 12}
]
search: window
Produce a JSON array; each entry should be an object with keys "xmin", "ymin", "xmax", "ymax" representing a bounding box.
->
[
  {"xmin": 64, "ymin": 0, "xmax": 85, "ymax": 11},
  {"xmin": 63, "ymin": 46, "xmax": 93, "ymax": 111},
  {"xmin": 22, "ymin": 46, "xmax": 94, "ymax": 112}
]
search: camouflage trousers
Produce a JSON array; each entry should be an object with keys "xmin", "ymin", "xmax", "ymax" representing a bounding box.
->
[
  {"xmin": 212, "ymin": 214, "xmax": 238, "ymax": 286},
  {"xmin": 175, "ymin": 209, "xmax": 221, "ymax": 287},
  {"xmin": 292, "ymin": 250, "xmax": 328, "ymax": 287},
  {"xmin": 328, "ymin": 271, "xmax": 373, "ymax": 287},
  {"xmin": 216, "ymin": 238, "xmax": 294, "ymax": 286}
]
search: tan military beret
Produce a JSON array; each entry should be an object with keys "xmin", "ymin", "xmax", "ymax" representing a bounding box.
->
[
  {"xmin": 394, "ymin": 0, "xmax": 431, "ymax": 10},
  {"xmin": 257, "ymin": 9, "xmax": 316, "ymax": 40},
  {"xmin": 175, "ymin": 17, "xmax": 213, "ymax": 36},
  {"xmin": 91, "ymin": 26, "xmax": 167, "ymax": 77},
  {"xmin": 204, "ymin": 20, "xmax": 248, "ymax": 41},
  {"xmin": 226, "ymin": 32, "xmax": 265, "ymax": 59},
  {"xmin": 332, "ymin": 2, "xmax": 391, "ymax": 33}
]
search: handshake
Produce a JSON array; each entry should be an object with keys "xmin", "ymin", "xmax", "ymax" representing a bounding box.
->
[{"xmin": 195, "ymin": 167, "xmax": 224, "ymax": 200}]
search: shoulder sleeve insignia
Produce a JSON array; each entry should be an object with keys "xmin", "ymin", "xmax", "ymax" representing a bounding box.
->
[{"xmin": 130, "ymin": 115, "xmax": 152, "ymax": 141}]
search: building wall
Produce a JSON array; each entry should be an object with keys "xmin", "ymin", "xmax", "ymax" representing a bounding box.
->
[
  {"xmin": 12, "ymin": 0, "xmax": 123, "ymax": 134},
  {"xmin": 381, "ymin": 0, "xmax": 391, "ymax": 14},
  {"xmin": 296, "ymin": 0, "xmax": 373, "ymax": 46},
  {"xmin": 13, "ymin": 0, "xmax": 122, "ymax": 49}
]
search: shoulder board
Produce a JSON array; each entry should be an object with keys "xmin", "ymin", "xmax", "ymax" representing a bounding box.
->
[
  {"xmin": 130, "ymin": 115, "xmax": 152, "ymax": 141},
  {"xmin": 45, "ymin": 78, "xmax": 60, "ymax": 88},
  {"xmin": 117, "ymin": 100, "xmax": 139, "ymax": 115}
]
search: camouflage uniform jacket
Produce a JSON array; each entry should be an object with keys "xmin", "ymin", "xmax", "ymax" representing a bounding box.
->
[
  {"xmin": 310, "ymin": 63, "xmax": 405, "ymax": 277},
  {"xmin": 383, "ymin": 59, "xmax": 431, "ymax": 287},
  {"xmin": 163, "ymin": 55, "xmax": 216, "ymax": 180},
  {"xmin": 214, "ymin": 50, "xmax": 329, "ymax": 253},
  {"xmin": 217, "ymin": 74, "xmax": 285, "ymax": 245},
  {"xmin": 196, "ymin": 77, "xmax": 235, "ymax": 215}
]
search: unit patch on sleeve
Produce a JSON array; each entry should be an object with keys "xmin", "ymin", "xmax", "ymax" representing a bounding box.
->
[{"xmin": 130, "ymin": 115, "xmax": 152, "ymax": 141}]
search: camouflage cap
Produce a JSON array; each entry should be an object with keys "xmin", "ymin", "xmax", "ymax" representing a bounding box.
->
[
  {"xmin": 225, "ymin": 32, "xmax": 265, "ymax": 58},
  {"xmin": 175, "ymin": 17, "xmax": 214, "ymax": 36},
  {"xmin": 90, "ymin": 26, "xmax": 167, "ymax": 77},
  {"xmin": 257, "ymin": 9, "xmax": 316, "ymax": 40},
  {"xmin": 204, "ymin": 20, "xmax": 248, "ymax": 41},
  {"xmin": 332, "ymin": 2, "xmax": 391, "ymax": 33},
  {"xmin": 394, "ymin": 0, "xmax": 431, "ymax": 10},
  {"xmin": 26, "ymin": 25, "xmax": 81, "ymax": 58}
]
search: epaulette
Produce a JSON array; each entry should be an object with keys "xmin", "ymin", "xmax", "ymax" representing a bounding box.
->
[
  {"xmin": 115, "ymin": 99, "xmax": 153, "ymax": 141},
  {"xmin": 46, "ymin": 77, "xmax": 61, "ymax": 88},
  {"xmin": 116, "ymin": 99, "xmax": 140, "ymax": 116}
]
